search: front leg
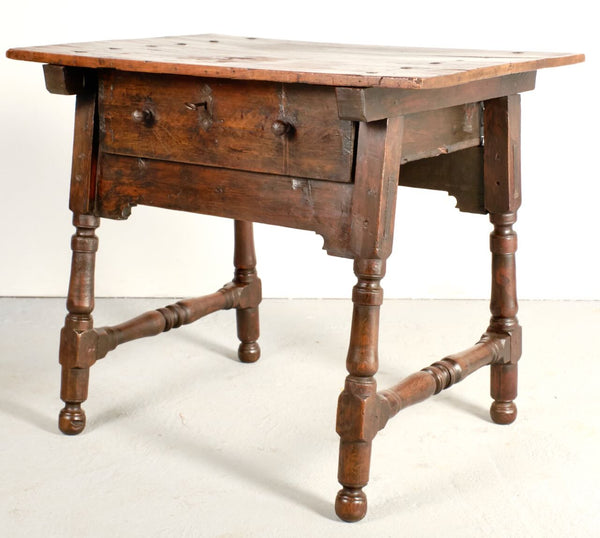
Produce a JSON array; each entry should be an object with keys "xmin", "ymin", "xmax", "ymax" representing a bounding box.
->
[
  {"xmin": 335, "ymin": 116, "xmax": 404, "ymax": 522},
  {"xmin": 335, "ymin": 259, "xmax": 386, "ymax": 522},
  {"xmin": 488, "ymin": 212, "xmax": 520, "ymax": 424},
  {"xmin": 484, "ymin": 95, "xmax": 522, "ymax": 424},
  {"xmin": 233, "ymin": 220, "xmax": 261, "ymax": 363},
  {"xmin": 58, "ymin": 214, "xmax": 100, "ymax": 434}
]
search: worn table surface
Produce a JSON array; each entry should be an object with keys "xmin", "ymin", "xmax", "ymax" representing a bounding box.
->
[{"xmin": 6, "ymin": 34, "xmax": 584, "ymax": 89}]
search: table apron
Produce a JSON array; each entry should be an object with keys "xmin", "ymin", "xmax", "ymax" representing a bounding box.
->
[{"xmin": 95, "ymin": 152, "xmax": 354, "ymax": 257}]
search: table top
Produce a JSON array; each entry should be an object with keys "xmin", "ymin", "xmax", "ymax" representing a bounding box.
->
[{"xmin": 7, "ymin": 34, "xmax": 583, "ymax": 90}]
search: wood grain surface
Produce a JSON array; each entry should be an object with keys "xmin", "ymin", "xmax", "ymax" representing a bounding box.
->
[{"xmin": 7, "ymin": 34, "xmax": 584, "ymax": 89}]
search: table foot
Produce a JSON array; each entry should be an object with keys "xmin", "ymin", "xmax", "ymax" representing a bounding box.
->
[
  {"xmin": 335, "ymin": 487, "xmax": 367, "ymax": 522},
  {"xmin": 237, "ymin": 326, "xmax": 261, "ymax": 363},
  {"xmin": 490, "ymin": 362, "xmax": 518, "ymax": 424},
  {"xmin": 490, "ymin": 400, "xmax": 517, "ymax": 424},
  {"xmin": 59, "ymin": 403, "xmax": 86, "ymax": 435}
]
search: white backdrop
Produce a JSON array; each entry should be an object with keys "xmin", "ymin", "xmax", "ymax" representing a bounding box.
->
[{"xmin": 1, "ymin": 1, "xmax": 597, "ymax": 299}]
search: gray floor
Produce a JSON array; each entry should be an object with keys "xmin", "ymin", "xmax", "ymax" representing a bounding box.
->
[{"xmin": 1, "ymin": 298, "xmax": 599, "ymax": 537}]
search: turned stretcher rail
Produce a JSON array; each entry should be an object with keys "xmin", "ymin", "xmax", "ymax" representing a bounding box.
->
[
  {"xmin": 377, "ymin": 334, "xmax": 509, "ymax": 427},
  {"xmin": 92, "ymin": 279, "xmax": 259, "ymax": 361}
]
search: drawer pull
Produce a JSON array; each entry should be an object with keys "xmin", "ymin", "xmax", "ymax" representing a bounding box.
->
[
  {"xmin": 132, "ymin": 107, "xmax": 155, "ymax": 127},
  {"xmin": 271, "ymin": 119, "xmax": 292, "ymax": 137}
]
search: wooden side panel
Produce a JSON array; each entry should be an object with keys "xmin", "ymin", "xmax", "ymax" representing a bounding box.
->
[
  {"xmin": 99, "ymin": 71, "xmax": 355, "ymax": 182},
  {"xmin": 402, "ymin": 104, "xmax": 481, "ymax": 163},
  {"xmin": 399, "ymin": 147, "xmax": 485, "ymax": 214}
]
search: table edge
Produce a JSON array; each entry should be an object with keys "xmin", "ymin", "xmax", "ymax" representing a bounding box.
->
[{"xmin": 6, "ymin": 43, "xmax": 585, "ymax": 90}]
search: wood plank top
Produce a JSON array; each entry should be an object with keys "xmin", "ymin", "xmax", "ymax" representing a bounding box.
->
[{"xmin": 6, "ymin": 34, "xmax": 584, "ymax": 90}]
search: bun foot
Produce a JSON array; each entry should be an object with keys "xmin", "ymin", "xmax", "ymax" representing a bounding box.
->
[
  {"xmin": 59, "ymin": 403, "xmax": 86, "ymax": 435},
  {"xmin": 335, "ymin": 487, "xmax": 367, "ymax": 522},
  {"xmin": 238, "ymin": 342, "xmax": 260, "ymax": 363},
  {"xmin": 490, "ymin": 400, "xmax": 517, "ymax": 425}
]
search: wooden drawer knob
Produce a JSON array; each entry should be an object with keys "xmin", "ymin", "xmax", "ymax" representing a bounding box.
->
[
  {"xmin": 271, "ymin": 119, "xmax": 292, "ymax": 136},
  {"xmin": 132, "ymin": 107, "xmax": 155, "ymax": 127}
]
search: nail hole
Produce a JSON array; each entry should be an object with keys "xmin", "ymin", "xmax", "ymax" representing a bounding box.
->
[
  {"xmin": 73, "ymin": 50, "xmax": 87, "ymax": 53},
  {"xmin": 177, "ymin": 42, "xmax": 187, "ymax": 46},
  {"xmin": 400, "ymin": 66, "xmax": 412, "ymax": 70},
  {"xmin": 146, "ymin": 44, "xmax": 158, "ymax": 48},
  {"xmin": 246, "ymin": 37, "xmax": 257, "ymax": 40},
  {"xmin": 209, "ymin": 40, "xmax": 219, "ymax": 43},
  {"xmin": 430, "ymin": 61, "xmax": 441, "ymax": 65},
  {"xmin": 109, "ymin": 47, "xmax": 121, "ymax": 50}
]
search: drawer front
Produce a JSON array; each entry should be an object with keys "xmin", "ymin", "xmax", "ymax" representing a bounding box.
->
[{"xmin": 99, "ymin": 71, "xmax": 355, "ymax": 182}]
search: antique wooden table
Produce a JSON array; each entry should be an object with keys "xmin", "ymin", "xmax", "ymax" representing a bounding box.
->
[{"xmin": 7, "ymin": 36, "xmax": 583, "ymax": 522}]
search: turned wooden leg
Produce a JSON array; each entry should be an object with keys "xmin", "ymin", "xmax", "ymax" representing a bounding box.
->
[
  {"xmin": 335, "ymin": 259, "xmax": 385, "ymax": 522},
  {"xmin": 488, "ymin": 212, "xmax": 521, "ymax": 424},
  {"xmin": 233, "ymin": 220, "xmax": 261, "ymax": 363},
  {"xmin": 58, "ymin": 214, "xmax": 100, "ymax": 435},
  {"xmin": 483, "ymin": 95, "xmax": 522, "ymax": 426}
]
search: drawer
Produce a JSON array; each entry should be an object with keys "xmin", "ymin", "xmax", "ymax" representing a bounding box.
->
[{"xmin": 98, "ymin": 71, "xmax": 355, "ymax": 182}]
